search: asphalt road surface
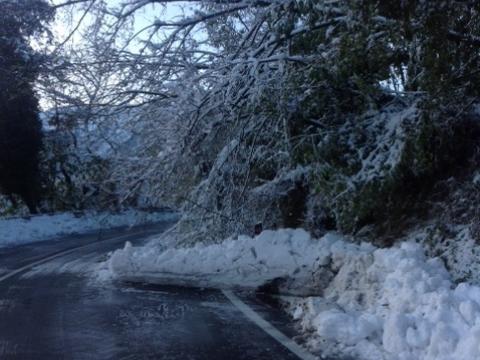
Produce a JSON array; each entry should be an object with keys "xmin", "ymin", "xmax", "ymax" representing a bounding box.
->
[{"xmin": 0, "ymin": 220, "xmax": 318, "ymax": 360}]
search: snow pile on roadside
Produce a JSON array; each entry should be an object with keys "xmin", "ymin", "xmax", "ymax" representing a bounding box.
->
[
  {"xmin": 0, "ymin": 210, "xmax": 178, "ymax": 247},
  {"xmin": 108, "ymin": 228, "xmax": 347, "ymax": 290},
  {"xmin": 108, "ymin": 227, "xmax": 480, "ymax": 360},
  {"xmin": 287, "ymin": 242, "xmax": 480, "ymax": 360}
]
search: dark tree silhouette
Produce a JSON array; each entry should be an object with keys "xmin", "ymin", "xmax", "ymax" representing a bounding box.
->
[{"xmin": 0, "ymin": 0, "xmax": 54, "ymax": 213}]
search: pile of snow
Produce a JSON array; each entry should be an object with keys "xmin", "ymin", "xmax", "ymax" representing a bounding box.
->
[
  {"xmin": 108, "ymin": 228, "xmax": 338, "ymax": 290},
  {"xmin": 288, "ymin": 242, "xmax": 480, "ymax": 360},
  {"xmin": 107, "ymin": 228, "xmax": 480, "ymax": 360},
  {"xmin": 0, "ymin": 210, "xmax": 177, "ymax": 248}
]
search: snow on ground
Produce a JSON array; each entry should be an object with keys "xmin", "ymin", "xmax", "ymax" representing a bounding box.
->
[
  {"xmin": 286, "ymin": 241, "xmax": 480, "ymax": 360},
  {"xmin": 0, "ymin": 210, "xmax": 178, "ymax": 248},
  {"xmin": 107, "ymin": 228, "xmax": 480, "ymax": 360},
  {"xmin": 108, "ymin": 228, "xmax": 338, "ymax": 290}
]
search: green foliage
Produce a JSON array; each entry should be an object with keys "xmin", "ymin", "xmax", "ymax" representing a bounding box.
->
[
  {"xmin": 0, "ymin": 0, "xmax": 54, "ymax": 214},
  {"xmin": 273, "ymin": 0, "xmax": 480, "ymax": 236}
]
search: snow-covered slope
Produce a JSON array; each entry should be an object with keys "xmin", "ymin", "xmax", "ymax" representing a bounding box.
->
[
  {"xmin": 0, "ymin": 210, "xmax": 178, "ymax": 248},
  {"xmin": 105, "ymin": 228, "xmax": 480, "ymax": 360}
]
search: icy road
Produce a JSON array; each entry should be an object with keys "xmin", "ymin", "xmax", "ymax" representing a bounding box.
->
[{"xmin": 0, "ymin": 221, "xmax": 316, "ymax": 359}]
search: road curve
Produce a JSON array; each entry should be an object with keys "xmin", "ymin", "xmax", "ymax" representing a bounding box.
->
[{"xmin": 0, "ymin": 221, "xmax": 315, "ymax": 360}]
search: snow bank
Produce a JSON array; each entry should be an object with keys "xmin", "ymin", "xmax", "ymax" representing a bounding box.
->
[
  {"xmin": 107, "ymin": 228, "xmax": 480, "ymax": 360},
  {"xmin": 0, "ymin": 210, "xmax": 178, "ymax": 248},
  {"xmin": 108, "ymin": 228, "xmax": 343, "ymax": 290},
  {"xmin": 288, "ymin": 242, "xmax": 480, "ymax": 360}
]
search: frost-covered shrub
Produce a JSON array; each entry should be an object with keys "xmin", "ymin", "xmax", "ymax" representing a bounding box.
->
[
  {"xmin": 304, "ymin": 101, "xmax": 417, "ymax": 234},
  {"xmin": 0, "ymin": 195, "xmax": 27, "ymax": 217},
  {"xmin": 304, "ymin": 101, "xmax": 480, "ymax": 238}
]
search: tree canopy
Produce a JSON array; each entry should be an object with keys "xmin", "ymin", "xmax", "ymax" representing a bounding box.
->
[
  {"xmin": 0, "ymin": 0, "xmax": 54, "ymax": 213},
  {"xmin": 38, "ymin": 0, "xmax": 480, "ymax": 241}
]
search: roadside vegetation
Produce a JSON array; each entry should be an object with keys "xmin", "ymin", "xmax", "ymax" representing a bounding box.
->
[
  {"xmin": 2, "ymin": 2, "xmax": 480, "ymax": 358},
  {"xmin": 3, "ymin": 0, "xmax": 480, "ymax": 288},
  {"xmin": 28, "ymin": 0, "xmax": 480, "ymax": 255}
]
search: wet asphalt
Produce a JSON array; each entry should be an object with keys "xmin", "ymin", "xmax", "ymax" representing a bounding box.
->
[{"xmin": 0, "ymin": 220, "xmax": 310, "ymax": 360}]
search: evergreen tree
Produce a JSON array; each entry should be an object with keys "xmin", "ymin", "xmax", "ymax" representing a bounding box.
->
[{"xmin": 0, "ymin": 0, "xmax": 53, "ymax": 213}]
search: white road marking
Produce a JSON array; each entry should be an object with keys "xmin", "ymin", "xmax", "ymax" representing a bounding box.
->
[
  {"xmin": 222, "ymin": 289, "xmax": 318, "ymax": 360},
  {"xmin": 0, "ymin": 231, "xmax": 145, "ymax": 284}
]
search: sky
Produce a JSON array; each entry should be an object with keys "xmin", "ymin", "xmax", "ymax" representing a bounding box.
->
[
  {"xmin": 50, "ymin": 0, "xmax": 194, "ymax": 52},
  {"xmin": 38, "ymin": 0, "xmax": 197, "ymax": 109}
]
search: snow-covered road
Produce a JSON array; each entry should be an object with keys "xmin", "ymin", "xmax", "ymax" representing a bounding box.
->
[{"xmin": 0, "ymin": 221, "xmax": 315, "ymax": 360}]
